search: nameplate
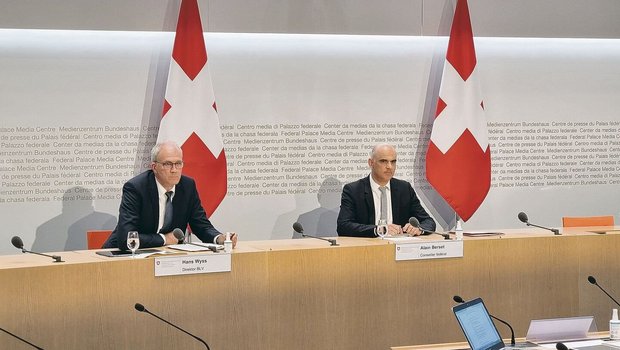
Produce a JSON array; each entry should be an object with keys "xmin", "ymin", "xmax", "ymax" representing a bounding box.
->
[
  {"xmin": 395, "ymin": 240, "xmax": 463, "ymax": 261},
  {"xmin": 154, "ymin": 253, "xmax": 231, "ymax": 277}
]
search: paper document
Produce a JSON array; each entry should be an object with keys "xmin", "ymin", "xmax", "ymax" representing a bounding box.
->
[
  {"xmin": 384, "ymin": 236, "xmax": 421, "ymax": 243},
  {"xmin": 168, "ymin": 243, "xmax": 224, "ymax": 252}
]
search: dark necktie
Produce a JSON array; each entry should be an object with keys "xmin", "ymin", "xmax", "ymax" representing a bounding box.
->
[{"xmin": 160, "ymin": 191, "xmax": 173, "ymax": 233}]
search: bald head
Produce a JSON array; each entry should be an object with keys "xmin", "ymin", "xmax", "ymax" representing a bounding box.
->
[{"xmin": 368, "ymin": 144, "xmax": 397, "ymax": 185}]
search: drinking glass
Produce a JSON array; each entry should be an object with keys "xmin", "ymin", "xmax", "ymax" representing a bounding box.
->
[
  {"xmin": 376, "ymin": 219, "xmax": 388, "ymax": 239},
  {"xmin": 127, "ymin": 231, "xmax": 140, "ymax": 258}
]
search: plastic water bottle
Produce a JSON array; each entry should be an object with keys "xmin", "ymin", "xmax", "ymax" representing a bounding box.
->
[
  {"xmin": 224, "ymin": 232, "xmax": 233, "ymax": 253},
  {"xmin": 455, "ymin": 219, "xmax": 464, "ymax": 241},
  {"xmin": 610, "ymin": 309, "xmax": 620, "ymax": 340}
]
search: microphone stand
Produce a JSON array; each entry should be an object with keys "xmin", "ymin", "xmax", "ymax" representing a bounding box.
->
[
  {"xmin": 19, "ymin": 248, "xmax": 63, "ymax": 263},
  {"xmin": 588, "ymin": 276, "xmax": 620, "ymax": 308},
  {"xmin": 1, "ymin": 327, "xmax": 45, "ymax": 350},
  {"xmin": 301, "ymin": 233, "xmax": 339, "ymax": 246},
  {"xmin": 424, "ymin": 230, "xmax": 451, "ymax": 240},
  {"xmin": 136, "ymin": 306, "xmax": 210, "ymax": 350},
  {"xmin": 489, "ymin": 315, "xmax": 516, "ymax": 346},
  {"xmin": 525, "ymin": 222, "xmax": 560, "ymax": 235}
]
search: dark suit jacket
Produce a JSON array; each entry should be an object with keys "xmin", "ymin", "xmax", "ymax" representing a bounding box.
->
[
  {"xmin": 337, "ymin": 176, "xmax": 436, "ymax": 237},
  {"xmin": 103, "ymin": 170, "xmax": 220, "ymax": 250}
]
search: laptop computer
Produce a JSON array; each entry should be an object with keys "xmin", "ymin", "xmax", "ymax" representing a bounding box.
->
[{"xmin": 453, "ymin": 297, "xmax": 508, "ymax": 350}]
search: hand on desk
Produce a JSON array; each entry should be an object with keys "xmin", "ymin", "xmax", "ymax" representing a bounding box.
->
[
  {"xmin": 385, "ymin": 224, "xmax": 423, "ymax": 236},
  {"xmin": 216, "ymin": 232, "xmax": 238, "ymax": 248},
  {"xmin": 163, "ymin": 232, "xmax": 181, "ymax": 245},
  {"xmin": 402, "ymin": 223, "xmax": 423, "ymax": 236}
]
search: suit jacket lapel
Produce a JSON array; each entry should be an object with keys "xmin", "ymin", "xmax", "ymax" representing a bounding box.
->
[
  {"xmin": 147, "ymin": 171, "xmax": 160, "ymax": 230},
  {"xmin": 390, "ymin": 178, "xmax": 400, "ymax": 223},
  {"xmin": 363, "ymin": 176, "xmax": 375, "ymax": 224}
]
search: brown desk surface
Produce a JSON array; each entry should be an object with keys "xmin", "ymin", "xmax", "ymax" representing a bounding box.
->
[{"xmin": 1, "ymin": 228, "xmax": 619, "ymax": 350}]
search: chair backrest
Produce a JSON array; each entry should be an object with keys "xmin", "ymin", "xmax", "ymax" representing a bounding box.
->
[
  {"xmin": 86, "ymin": 230, "xmax": 113, "ymax": 250},
  {"xmin": 562, "ymin": 216, "xmax": 615, "ymax": 228}
]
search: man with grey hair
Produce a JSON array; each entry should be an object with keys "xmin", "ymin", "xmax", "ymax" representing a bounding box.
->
[
  {"xmin": 337, "ymin": 143, "xmax": 436, "ymax": 237},
  {"xmin": 104, "ymin": 140, "xmax": 237, "ymax": 250}
]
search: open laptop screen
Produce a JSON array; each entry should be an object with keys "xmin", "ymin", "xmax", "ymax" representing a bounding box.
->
[{"xmin": 453, "ymin": 297, "xmax": 505, "ymax": 350}]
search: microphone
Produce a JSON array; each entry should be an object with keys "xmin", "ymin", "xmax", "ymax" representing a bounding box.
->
[
  {"xmin": 11, "ymin": 236, "xmax": 63, "ymax": 263},
  {"xmin": 134, "ymin": 303, "xmax": 210, "ymax": 349},
  {"xmin": 172, "ymin": 228, "xmax": 185, "ymax": 242},
  {"xmin": 556, "ymin": 342, "xmax": 573, "ymax": 350},
  {"xmin": 409, "ymin": 217, "xmax": 450, "ymax": 240},
  {"xmin": 588, "ymin": 275, "xmax": 620, "ymax": 308},
  {"xmin": 0, "ymin": 327, "xmax": 45, "ymax": 349},
  {"xmin": 517, "ymin": 212, "xmax": 560, "ymax": 235},
  {"xmin": 293, "ymin": 222, "xmax": 338, "ymax": 246},
  {"xmin": 453, "ymin": 295, "xmax": 516, "ymax": 346}
]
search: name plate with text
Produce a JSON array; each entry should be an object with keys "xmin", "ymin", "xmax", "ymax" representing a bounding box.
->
[
  {"xmin": 395, "ymin": 240, "xmax": 463, "ymax": 261},
  {"xmin": 154, "ymin": 253, "xmax": 231, "ymax": 277}
]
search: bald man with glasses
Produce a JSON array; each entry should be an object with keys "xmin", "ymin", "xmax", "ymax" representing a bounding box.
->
[
  {"xmin": 104, "ymin": 140, "xmax": 237, "ymax": 250},
  {"xmin": 337, "ymin": 143, "xmax": 436, "ymax": 238}
]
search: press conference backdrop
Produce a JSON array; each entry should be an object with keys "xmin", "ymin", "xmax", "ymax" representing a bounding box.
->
[{"xmin": 1, "ymin": 29, "xmax": 620, "ymax": 254}]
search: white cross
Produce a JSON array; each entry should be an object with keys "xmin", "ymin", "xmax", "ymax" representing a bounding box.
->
[{"xmin": 430, "ymin": 61, "xmax": 488, "ymax": 154}]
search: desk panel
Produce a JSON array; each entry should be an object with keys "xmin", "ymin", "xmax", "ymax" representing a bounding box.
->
[{"xmin": 1, "ymin": 230, "xmax": 619, "ymax": 349}]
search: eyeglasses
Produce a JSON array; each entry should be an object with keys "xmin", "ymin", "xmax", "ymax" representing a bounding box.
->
[{"xmin": 156, "ymin": 161, "xmax": 184, "ymax": 169}]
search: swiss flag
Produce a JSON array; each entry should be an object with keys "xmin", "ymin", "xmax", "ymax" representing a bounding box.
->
[
  {"xmin": 426, "ymin": 0, "xmax": 490, "ymax": 222},
  {"xmin": 157, "ymin": 0, "xmax": 227, "ymax": 216}
]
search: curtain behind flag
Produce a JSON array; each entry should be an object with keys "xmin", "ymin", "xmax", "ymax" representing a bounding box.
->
[
  {"xmin": 157, "ymin": 0, "xmax": 227, "ymax": 217},
  {"xmin": 426, "ymin": 0, "xmax": 490, "ymax": 222}
]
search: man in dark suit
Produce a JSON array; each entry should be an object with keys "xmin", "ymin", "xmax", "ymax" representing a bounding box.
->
[
  {"xmin": 337, "ymin": 143, "xmax": 436, "ymax": 237},
  {"xmin": 103, "ymin": 141, "xmax": 237, "ymax": 250}
]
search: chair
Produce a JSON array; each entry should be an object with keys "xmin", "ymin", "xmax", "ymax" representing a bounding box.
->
[
  {"xmin": 562, "ymin": 216, "xmax": 615, "ymax": 227},
  {"xmin": 86, "ymin": 230, "xmax": 113, "ymax": 250}
]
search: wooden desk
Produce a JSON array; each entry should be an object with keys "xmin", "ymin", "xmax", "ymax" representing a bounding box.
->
[{"xmin": 1, "ymin": 229, "xmax": 619, "ymax": 349}]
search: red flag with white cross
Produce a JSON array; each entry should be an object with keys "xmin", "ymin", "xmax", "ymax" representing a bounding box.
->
[
  {"xmin": 157, "ymin": 0, "xmax": 227, "ymax": 216},
  {"xmin": 426, "ymin": 0, "xmax": 490, "ymax": 222}
]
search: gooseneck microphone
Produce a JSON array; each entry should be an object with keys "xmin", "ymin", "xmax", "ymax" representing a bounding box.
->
[
  {"xmin": 0, "ymin": 327, "xmax": 44, "ymax": 349},
  {"xmin": 409, "ymin": 217, "xmax": 450, "ymax": 240},
  {"xmin": 11, "ymin": 236, "xmax": 63, "ymax": 263},
  {"xmin": 172, "ymin": 228, "xmax": 185, "ymax": 242},
  {"xmin": 517, "ymin": 212, "xmax": 560, "ymax": 235},
  {"xmin": 556, "ymin": 342, "xmax": 573, "ymax": 350},
  {"xmin": 587, "ymin": 275, "xmax": 620, "ymax": 308},
  {"xmin": 293, "ymin": 222, "xmax": 339, "ymax": 246},
  {"xmin": 134, "ymin": 303, "xmax": 210, "ymax": 349},
  {"xmin": 453, "ymin": 295, "xmax": 516, "ymax": 346}
]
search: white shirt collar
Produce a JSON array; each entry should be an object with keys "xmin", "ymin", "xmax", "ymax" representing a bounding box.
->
[
  {"xmin": 369, "ymin": 175, "xmax": 390, "ymax": 192},
  {"xmin": 155, "ymin": 179, "xmax": 175, "ymax": 199}
]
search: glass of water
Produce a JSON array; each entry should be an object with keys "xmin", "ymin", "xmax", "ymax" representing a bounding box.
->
[
  {"xmin": 376, "ymin": 219, "xmax": 388, "ymax": 239},
  {"xmin": 127, "ymin": 231, "xmax": 140, "ymax": 258}
]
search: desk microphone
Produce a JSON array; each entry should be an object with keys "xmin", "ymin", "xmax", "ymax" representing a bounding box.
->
[
  {"xmin": 293, "ymin": 222, "xmax": 338, "ymax": 246},
  {"xmin": 172, "ymin": 228, "xmax": 185, "ymax": 242},
  {"xmin": 517, "ymin": 212, "xmax": 560, "ymax": 235},
  {"xmin": 587, "ymin": 275, "xmax": 620, "ymax": 308},
  {"xmin": 409, "ymin": 217, "xmax": 450, "ymax": 240},
  {"xmin": 453, "ymin": 295, "xmax": 515, "ymax": 346},
  {"xmin": 556, "ymin": 342, "xmax": 573, "ymax": 350},
  {"xmin": 0, "ymin": 327, "xmax": 45, "ymax": 349},
  {"xmin": 134, "ymin": 303, "xmax": 210, "ymax": 349},
  {"xmin": 11, "ymin": 236, "xmax": 63, "ymax": 263}
]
